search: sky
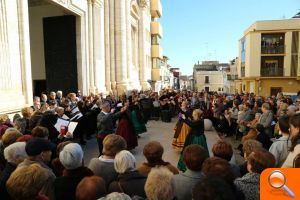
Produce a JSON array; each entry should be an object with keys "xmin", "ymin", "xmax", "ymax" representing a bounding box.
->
[{"xmin": 160, "ymin": 0, "xmax": 299, "ymax": 75}]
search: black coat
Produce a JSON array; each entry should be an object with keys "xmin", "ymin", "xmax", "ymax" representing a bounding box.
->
[
  {"xmin": 256, "ymin": 132, "xmax": 272, "ymax": 150},
  {"xmin": 109, "ymin": 170, "xmax": 147, "ymax": 198},
  {"xmin": 54, "ymin": 167, "xmax": 93, "ymax": 200},
  {"xmin": 0, "ymin": 162, "xmax": 17, "ymax": 200}
]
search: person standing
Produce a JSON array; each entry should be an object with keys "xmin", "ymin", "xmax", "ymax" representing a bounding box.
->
[
  {"xmin": 115, "ymin": 100, "xmax": 138, "ymax": 150},
  {"xmin": 269, "ymin": 116, "xmax": 291, "ymax": 167},
  {"xmin": 282, "ymin": 113, "xmax": 300, "ymax": 167},
  {"xmin": 96, "ymin": 101, "xmax": 127, "ymax": 155},
  {"xmin": 177, "ymin": 109, "xmax": 209, "ymax": 171}
]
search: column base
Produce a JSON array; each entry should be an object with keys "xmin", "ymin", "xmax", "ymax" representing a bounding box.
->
[
  {"xmin": 116, "ymin": 81, "xmax": 129, "ymax": 96},
  {"xmin": 140, "ymin": 81, "xmax": 151, "ymax": 91},
  {"xmin": 89, "ymin": 85, "xmax": 96, "ymax": 94}
]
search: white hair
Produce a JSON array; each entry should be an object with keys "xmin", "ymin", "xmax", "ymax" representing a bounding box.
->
[
  {"xmin": 145, "ymin": 167, "xmax": 175, "ymax": 200},
  {"xmin": 59, "ymin": 143, "xmax": 83, "ymax": 170},
  {"xmin": 4, "ymin": 142, "xmax": 28, "ymax": 164},
  {"xmin": 57, "ymin": 90, "xmax": 62, "ymax": 95},
  {"xmin": 114, "ymin": 150, "xmax": 136, "ymax": 173},
  {"xmin": 98, "ymin": 192, "xmax": 131, "ymax": 200}
]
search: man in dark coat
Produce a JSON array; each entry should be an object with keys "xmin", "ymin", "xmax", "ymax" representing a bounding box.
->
[{"xmin": 96, "ymin": 101, "xmax": 127, "ymax": 155}]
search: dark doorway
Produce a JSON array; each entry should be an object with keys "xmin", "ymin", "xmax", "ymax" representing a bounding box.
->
[
  {"xmin": 205, "ymin": 87, "xmax": 209, "ymax": 92},
  {"xmin": 270, "ymin": 87, "xmax": 282, "ymax": 96},
  {"xmin": 33, "ymin": 80, "xmax": 46, "ymax": 97},
  {"xmin": 43, "ymin": 15, "xmax": 78, "ymax": 94}
]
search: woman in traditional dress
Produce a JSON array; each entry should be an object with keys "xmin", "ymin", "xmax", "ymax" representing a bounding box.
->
[
  {"xmin": 177, "ymin": 109, "xmax": 209, "ymax": 171},
  {"xmin": 131, "ymin": 100, "xmax": 147, "ymax": 137},
  {"xmin": 172, "ymin": 101, "xmax": 192, "ymax": 151},
  {"xmin": 116, "ymin": 100, "xmax": 138, "ymax": 150}
]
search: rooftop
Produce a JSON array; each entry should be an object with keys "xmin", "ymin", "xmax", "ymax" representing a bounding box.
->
[
  {"xmin": 194, "ymin": 61, "xmax": 229, "ymax": 71},
  {"xmin": 243, "ymin": 18, "xmax": 300, "ymax": 36}
]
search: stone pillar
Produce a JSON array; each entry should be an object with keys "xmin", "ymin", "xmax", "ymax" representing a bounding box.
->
[
  {"xmin": 126, "ymin": 0, "xmax": 133, "ymax": 90},
  {"xmin": 0, "ymin": 0, "xmax": 11, "ymax": 92},
  {"xmin": 92, "ymin": 0, "xmax": 106, "ymax": 93},
  {"xmin": 138, "ymin": 3, "xmax": 151, "ymax": 90},
  {"xmin": 87, "ymin": 0, "xmax": 95, "ymax": 93},
  {"xmin": 115, "ymin": 0, "xmax": 128, "ymax": 95},
  {"xmin": 17, "ymin": 0, "xmax": 33, "ymax": 104},
  {"xmin": 109, "ymin": 0, "xmax": 117, "ymax": 94},
  {"xmin": 104, "ymin": 0, "xmax": 111, "ymax": 92}
]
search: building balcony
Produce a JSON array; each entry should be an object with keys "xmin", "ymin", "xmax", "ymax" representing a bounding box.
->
[
  {"xmin": 151, "ymin": 0, "xmax": 162, "ymax": 18},
  {"xmin": 261, "ymin": 45, "xmax": 285, "ymax": 54},
  {"xmin": 227, "ymin": 74, "xmax": 238, "ymax": 80},
  {"xmin": 151, "ymin": 44, "xmax": 163, "ymax": 59},
  {"xmin": 261, "ymin": 67, "xmax": 284, "ymax": 77},
  {"xmin": 151, "ymin": 21, "xmax": 163, "ymax": 38}
]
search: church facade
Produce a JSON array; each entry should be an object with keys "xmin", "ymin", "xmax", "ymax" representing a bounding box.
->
[{"xmin": 0, "ymin": 0, "xmax": 160, "ymax": 114}]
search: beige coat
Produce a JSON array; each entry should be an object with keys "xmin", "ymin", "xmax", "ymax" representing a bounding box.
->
[{"xmin": 282, "ymin": 144, "xmax": 300, "ymax": 168}]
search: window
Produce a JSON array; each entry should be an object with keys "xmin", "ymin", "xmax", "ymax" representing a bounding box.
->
[
  {"xmin": 151, "ymin": 35, "xmax": 160, "ymax": 45},
  {"xmin": 241, "ymin": 38, "xmax": 246, "ymax": 77},
  {"xmin": 261, "ymin": 33, "xmax": 285, "ymax": 54},
  {"xmin": 205, "ymin": 76, "xmax": 209, "ymax": 83},
  {"xmin": 261, "ymin": 56, "xmax": 284, "ymax": 76}
]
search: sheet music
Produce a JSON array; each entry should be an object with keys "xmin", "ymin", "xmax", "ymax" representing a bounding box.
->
[
  {"xmin": 55, "ymin": 118, "xmax": 70, "ymax": 132},
  {"xmin": 62, "ymin": 114, "xmax": 69, "ymax": 120},
  {"xmin": 71, "ymin": 106, "xmax": 80, "ymax": 114},
  {"xmin": 68, "ymin": 122, "xmax": 78, "ymax": 135},
  {"xmin": 70, "ymin": 113, "xmax": 83, "ymax": 121}
]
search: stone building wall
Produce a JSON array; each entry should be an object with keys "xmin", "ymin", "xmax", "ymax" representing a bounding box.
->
[{"xmin": 0, "ymin": 0, "xmax": 153, "ymax": 113}]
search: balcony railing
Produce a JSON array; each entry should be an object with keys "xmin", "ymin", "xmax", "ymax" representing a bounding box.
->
[
  {"xmin": 261, "ymin": 67, "xmax": 284, "ymax": 77},
  {"xmin": 151, "ymin": 21, "xmax": 163, "ymax": 38},
  {"xmin": 227, "ymin": 75, "xmax": 238, "ymax": 80},
  {"xmin": 261, "ymin": 45, "xmax": 285, "ymax": 54}
]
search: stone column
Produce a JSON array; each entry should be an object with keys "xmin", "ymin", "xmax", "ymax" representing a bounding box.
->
[
  {"xmin": 109, "ymin": 0, "xmax": 117, "ymax": 94},
  {"xmin": 104, "ymin": 0, "xmax": 111, "ymax": 92},
  {"xmin": 92, "ymin": 0, "xmax": 106, "ymax": 93},
  {"xmin": 126, "ymin": 0, "xmax": 133, "ymax": 89},
  {"xmin": 0, "ymin": 0, "xmax": 11, "ymax": 92},
  {"xmin": 138, "ymin": 3, "xmax": 151, "ymax": 90},
  {"xmin": 115, "ymin": 0, "xmax": 128, "ymax": 95},
  {"xmin": 87, "ymin": 0, "xmax": 95, "ymax": 93},
  {"xmin": 17, "ymin": 0, "xmax": 33, "ymax": 104}
]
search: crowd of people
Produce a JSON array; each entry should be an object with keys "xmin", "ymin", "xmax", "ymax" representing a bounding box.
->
[{"xmin": 0, "ymin": 89, "xmax": 300, "ymax": 200}]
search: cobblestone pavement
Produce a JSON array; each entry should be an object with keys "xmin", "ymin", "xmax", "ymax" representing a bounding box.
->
[{"xmin": 82, "ymin": 119, "xmax": 242, "ymax": 167}]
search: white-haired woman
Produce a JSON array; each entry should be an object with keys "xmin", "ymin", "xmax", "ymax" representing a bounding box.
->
[
  {"xmin": 108, "ymin": 150, "xmax": 147, "ymax": 198},
  {"xmin": 0, "ymin": 142, "xmax": 28, "ymax": 200},
  {"xmin": 145, "ymin": 167, "xmax": 175, "ymax": 200},
  {"xmin": 54, "ymin": 143, "xmax": 93, "ymax": 200}
]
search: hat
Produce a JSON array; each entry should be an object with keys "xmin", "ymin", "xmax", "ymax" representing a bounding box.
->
[
  {"xmin": 25, "ymin": 138, "xmax": 55, "ymax": 156},
  {"xmin": 59, "ymin": 143, "xmax": 83, "ymax": 170}
]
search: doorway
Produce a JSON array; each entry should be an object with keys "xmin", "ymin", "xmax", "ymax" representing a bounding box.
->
[
  {"xmin": 270, "ymin": 87, "xmax": 282, "ymax": 96},
  {"xmin": 43, "ymin": 15, "xmax": 78, "ymax": 93}
]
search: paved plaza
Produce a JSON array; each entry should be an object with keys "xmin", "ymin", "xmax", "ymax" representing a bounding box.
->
[{"xmin": 83, "ymin": 119, "xmax": 221, "ymax": 167}]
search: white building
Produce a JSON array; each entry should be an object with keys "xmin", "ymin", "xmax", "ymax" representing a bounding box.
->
[
  {"xmin": 0, "ymin": 0, "xmax": 160, "ymax": 114},
  {"xmin": 225, "ymin": 58, "xmax": 239, "ymax": 94},
  {"xmin": 193, "ymin": 61, "xmax": 229, "ymax": 92}
]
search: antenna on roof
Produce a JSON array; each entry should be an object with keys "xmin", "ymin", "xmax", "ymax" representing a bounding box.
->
[{"xmin": 292, "ymin": 10, "xmax": 300, "ymax": 18}]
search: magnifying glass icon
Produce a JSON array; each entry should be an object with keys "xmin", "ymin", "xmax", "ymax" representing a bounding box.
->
[{"xmin": 268, "ymin": 170, "xmax": 295, "ymax": 198}]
